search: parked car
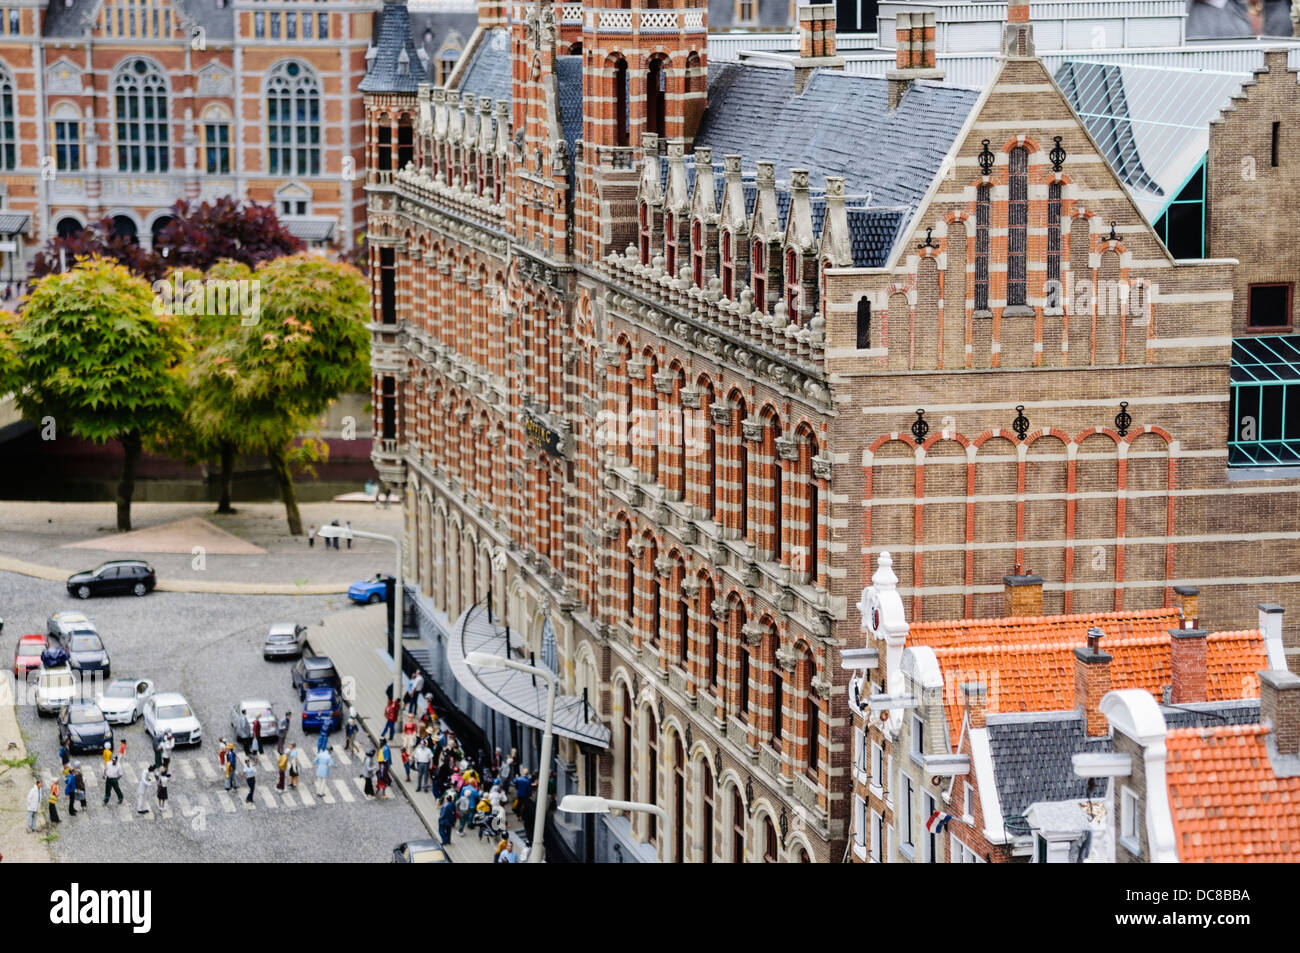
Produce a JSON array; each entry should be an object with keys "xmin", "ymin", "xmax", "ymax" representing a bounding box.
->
[
  {"xmin": 96, "ymin": 678, "xmax": 155, "ymax": 725},
  {"xmin": 391, "ymin": 838, "xmax": 450, "ymax": 863},
  {"xmin": 46, "ymin": 626, "xmax": 110, "ymax": 680},
  {"xmin": 347, "ymin": 575, "xmax": 389, "ymax": 605},
  {"xmin": 300, "ymin": 687, "xmax": 343, "ymax": 733},
  {"xmin": 13, "ymin": 634, "xmax": 46, "ymax": 677},
  {"xmin": 47, "ymin": 611, "xmax": 94, "ymax": 641},
  {"xmin": 58, "ymin": 702, "xmax": 113, "ymax": 754},
  {"xmin": 263, "ymin": 623, "xmax": 307, "ymax": 660},
  {"xmin": 291, "ymin": 656, "xmax": 342, "ymax": 701},
  {"xmin": 34, "ymin": 665, "xmax": 78, "ymax": 717},
  {"xmin": 142, "ymin": 692, "xmax": 203, "ymax": 746},
  {"xmin": 65, "ymin": 560, "xmax": 156, "ymax": 599},
  {"xmin": 231, "ymin": 699, "xmax": 279, "ymax": 748}
]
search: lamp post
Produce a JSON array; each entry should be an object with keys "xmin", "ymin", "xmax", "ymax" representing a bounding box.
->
[
  {"xmin": 465, "ymin": 649, "xmax": 555, "ymax": 863},
  {"xmin": 558, "ymin": 794, "xmax": 673, "ymax": 863},
  {"xmin": 318, "ymin": 524, "xmax": 404, "ymax": 703}
]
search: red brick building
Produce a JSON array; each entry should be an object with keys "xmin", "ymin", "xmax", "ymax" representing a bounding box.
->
[{"xmin": 364, "ymin": 0, "xmax": 1300, "ymax": 863}]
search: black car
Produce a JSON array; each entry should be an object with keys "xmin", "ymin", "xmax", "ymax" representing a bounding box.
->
[
  {"xmin": 58, "ymin": 702, "xmax": 114, "ymax": 754},
  {"xmin": 66, "ymin": 560, "xmax": 156, "ymax": 600},
  {"xmin": 291, "ymin": 656, "xmax": 342, "ymax": 701}
]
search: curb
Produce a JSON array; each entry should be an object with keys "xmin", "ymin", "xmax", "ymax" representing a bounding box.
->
[{"xmin": 0, "ymin": 556, "xmax": 348, "ymax": 596}]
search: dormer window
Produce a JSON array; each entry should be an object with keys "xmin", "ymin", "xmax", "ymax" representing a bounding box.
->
[
  {"xmin": 691, "ymin": 218, "xmax": 704, "ymax": 288},
  {"xmin": 639, "ymin": 201, "xmax": 651, "ymax": 265},
  {"xmin": 784, "ymin": 247, "xmax": 800, "ymax": 322},
  {"xmin": 665, "ymin": 211, "xmax": 677, "ymax": 276},
  {"xmin": 721, "ymin": 229, "xmax": 734, "ymax": 299},
  {"xmin": 752, "ymin": 240, "xmax": 767, "ymax": 313}
]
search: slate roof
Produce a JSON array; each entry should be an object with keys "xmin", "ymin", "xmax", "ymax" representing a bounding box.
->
[
  {"xmin": 695, "ymin": 63, "xmax": 980, "ymax": 209},
  {"xmin": 556, "ymin": 54, "xmax": 583, "ymax": 191},
  {"xmin": 43, "ymin": 0, "xmax": 98, "ymax": 37},
  {"xmin": 708, "ymin": 0, "xmax": 794, "ymax": 31},
  {"xmin": 1165, "ymin": 724, "xmax": 1300, "ymax": 862},
  {"xmin": 1160, "ymin": 699, "xmax": 1260, "ymax": 730},
  {"xmin": 173, "ymin": 0, "xmax": 234, "ymax": 43},
  {"xmin": 360, "ymin": 0, "xmax": 427, "ymax": 93},
  {"xmin": 986, "ymin": 712, "xmax": 1112, "ymax": 821},
  {"xmin": 847, "ymin": 207, "xmax": 906, "ymax": 267},
  {"xmin": 457, "ymin": 26, "xmax": 512, "ymax": 104},
  {"xmin": 411, "ymin": 9, "xmax": 479, "ymax": 84},
  {"xmin": 0, "ymin": 211, "xmax": 31, "ymax": 236},
  {"xmin": 282, "ymin": 215, "xmax": 336, "ymax": 243}
]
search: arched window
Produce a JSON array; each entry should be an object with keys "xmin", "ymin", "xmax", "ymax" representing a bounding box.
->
[
  {"xmin": 1007, "ymin": 146, "xmax": 1028, "ymax": 306},
  {"xmin": 819, "ymin": 257, "xmax": 832, "ymax": 317},
  {"xmin": 732, "ymin": 788, "xmax": 745, "ymax": 862},
  {"xmin": 721, "ymin": 229, "xmax": 734, "ymax": 300},
  {"xmin": 701, "ymin": 763, "xmax": 715, "ymax": 863},
  {"xmin": 676, "ymin": 575, "xmax": 689, "ymax": 668},
  {"xmin": 646, "ymin": 709, "xmax": 659, "ymax": 845},
  {"xmin": 763, "ymin": 815, "xmax": 779, "ymax": 862},
  {"xmin": 113, "ymin": 58, "xmax": 168, "ymax": 172},
  {"xmin": 1047, "ymin": 181, "xmax": 1062, "ymax": 305},
  {"xmin": 672, "ymin": 736, "xmax": 685, "ymax": 863},
  {"xmin": 55, "ymin": 217, "xmax": 83, "ymax": 238},
  {"xmin": 111, "ymin": 215, "xmax": 138, "ymax": 244},
  {"xmin": 856, "ymin": 296, "xmax": 871, "ymax": 349},
  {"xmin": 51, "ymin": 103, "xmax": 81, "ymax": 172},
  {"xmin": 397, "ymin": 114, "xmax": 415, "ymax": 170},
  {"xmin": 202, "ymin": 105, "xmax": 231, "ymax": 175},
  {"xmin": 752, "ymin": 240, "xmax": 767, "ymax": 313},
  {"xmin": 784, "ymin": 247, "xmax": 800, "ymax": 321},
  {"xmin": 614, "ymin": 57, "xmax": 629, "ymax": 147},
  {"xmin": 691, "ymin": 218, "xmax": 704, "ymax": 288},
  {"xmin": 647, "ymin": 56, "xmax": 666, "ymax": 141},
  {"xmin": 639, "ymin": 201, "xmax": 651, "ymax": 265},
  {"xmin": 771, "ymin": 663, "xmax": 784, "ymax": 745},
  {"xmin": 621, "ymin": 684, "xmax": 633, "ymax": 800},
  {"xmin": 664, "ymin": 211, "xmax": 677, "ymax": 276},
  {"xmin": 739, "ymin": 643, "xmax": 751, "ymax": 720},
  {"xmin": 974, "ymin": 183, "xmax": 990, "ymax": 311},
  {"xmin": 266, "ymin": 61, "xmax": 321, "ymax": 176}
]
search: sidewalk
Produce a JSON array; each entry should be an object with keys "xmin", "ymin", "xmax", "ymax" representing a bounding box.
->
[
  {"xmin": 306, "ymin": 605, "xmax": 524, "ymax": 864},
  {"xmin": 0, "ymin": 682, "xmax": 53, "ymax": 862}
]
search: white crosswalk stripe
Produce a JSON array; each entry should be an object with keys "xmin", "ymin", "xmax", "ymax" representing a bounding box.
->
[
  {"xmin": 215, "ymin": 789, "xmax": 237, "ymax": 813},
  {"xmin": 297, "ymin": 787, "xmax": 315, "ymax": 807},
  {"xmin": 259, "ymin": 786, "xmax": 277, "ymax": 808},
  {"xmin": 179, "ymin": 761, "xmax": 195, "ymax": 780},
  {"xmin": 334, "ymin": 779, "xmax": 355, "ymax": 803},
  {"xmin": 334, "ymin": 748, "xmax": 353, "ymax": 767},
  {"xmin": 318, "ymin": 782, "xmax": 336, "ymax": 804},
  {"xmin": 198, "ymin": 758, "xmax": 218, "ymax": 781}
]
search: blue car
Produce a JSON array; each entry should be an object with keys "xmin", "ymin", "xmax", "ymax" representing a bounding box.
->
[
  {"xmin": 301, "ymin": 687, "xmax": 343, "ymax": 733},
  {"xmin": 347, "ymin": 575, "xmax": 389, "ymax": 605}
]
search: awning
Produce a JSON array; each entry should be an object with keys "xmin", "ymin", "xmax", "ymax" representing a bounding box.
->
[
  {"xmin": 446, "ymin": 605, "xmax": 610, "ymax": 749},
  {"xmin": 282, "ymin": 215, "xmax": 336, "ymax": 243},
  {"xmin": 0, "ymin": 211, "xmax": 30, "ymax": 236}
]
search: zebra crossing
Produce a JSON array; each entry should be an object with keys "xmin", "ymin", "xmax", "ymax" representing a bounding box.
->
[{"xmin": 46, "ymin": 743, "xmax": 388, "ymax": 824}]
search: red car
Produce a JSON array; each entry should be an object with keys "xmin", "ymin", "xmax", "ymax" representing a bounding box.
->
[{"xmin": 13, "ymin": 634, "xmax": 45, "ymax": 677}]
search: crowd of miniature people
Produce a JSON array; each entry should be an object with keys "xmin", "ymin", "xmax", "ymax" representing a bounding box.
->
[{"xmin": 26, "ymin": 668, "xmax": 543, "ymax": 863}]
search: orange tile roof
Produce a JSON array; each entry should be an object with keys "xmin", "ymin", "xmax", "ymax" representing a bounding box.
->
[
  {"xmin": 910, "ymin": 613, "xmax": 1266, "ymax": 746},
  {"xmin": 1165, "ymin": 724, "xmax": 1300, "ymax": 863}
]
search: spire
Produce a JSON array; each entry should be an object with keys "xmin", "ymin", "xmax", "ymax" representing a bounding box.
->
[{"xmin": 360, "ymin": 0, "xmax": 425, "ymax": 93}]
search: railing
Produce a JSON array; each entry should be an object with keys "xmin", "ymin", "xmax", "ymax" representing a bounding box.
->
[
  {"xmin": 759, "ymin": 744, "xmax": 782, "ymax": 779},
  {"xmin": 641, "ymin": 9, "xmax": 678, "ymax": 33},
  {"xmin": 559, "ymin": 2, "xmax": 582, "ymax": 25},
  {"xmin": 682, "ymin": 9, "xmax": 704, "ymax": 31},
  {"xmin": 793, "ymin": 771, "xmax": 822, "ymax": 814},
  {"xmin": 598, "ymin": 8, "xmax": 633, "ymax": 31},
  {"xmin": 377, "ymin": 438, "xmax": 400, "ymax": 457},
  {"xmin": 596, "ymin": 145, "xmax": 636, "ymax": 170}
]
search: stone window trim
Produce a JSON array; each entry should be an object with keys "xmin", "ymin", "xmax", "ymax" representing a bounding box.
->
[{"xmin": 1119, "ymin": 784, "xmax": 1142, "ymax": 856}]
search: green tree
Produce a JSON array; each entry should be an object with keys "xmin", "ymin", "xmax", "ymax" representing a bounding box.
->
[
  {"xmin": 189, "ymin": 254, "xmax": 369, "ymax": 534},
  {"xmin": 9, "ymin": 257, "xmax": 189, "ymax": 530}
]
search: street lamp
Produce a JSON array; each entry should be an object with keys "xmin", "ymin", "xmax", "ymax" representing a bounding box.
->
[
  {"xmin": 464, "ymin": 649, "xmax": 555, "ymax": 863},
  {"xmin": 558, "ymin": 795, "xmax": 673, "ymax": 863},
  {"xmin": 319, "ymin": 524, "xmax": 404, "ymax": 704}
]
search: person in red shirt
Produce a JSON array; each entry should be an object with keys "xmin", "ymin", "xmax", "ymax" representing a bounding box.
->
[{"xmin": 381, "ymin": 697, "xmax": 400, "ymax": 740}]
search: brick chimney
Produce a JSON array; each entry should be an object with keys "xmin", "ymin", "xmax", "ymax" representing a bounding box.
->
[
  {"xmin": 1003, "ymin": 572, "xmax": 1043, "ymax": 617},
  {"xmin": 794, "ymin": 4, "xmax": 845, "ymax": 95},
  {"xmin": 1259, "ymin": 669, "xmax": 1300, "ymax": 757},
  {"xmin": 1003, "ymin": 0, "xmax": 1036, "ymax": 58},
  {"xmin": 1075, "ymin": 626, "xmax": 1113, "ymax": 737},
  {"xmin": 887, "ymin": 10, "xmax": 944, "ymax": 109},
  {"xmin": 1169, "ymin": 627, "xmax": 1208, "ymax": 705},
  {"xmin": 478, "ymin": 0, "xmax": 507, "ymax": 29},
  {"xmin": 1173, "ymin": 585, "xmax": 1199, "ymax": 628},
  {"xmin": 962, "ymin": 681, "xmax": 988, "ymax": 730},
  {"xmin": 1258, "ymin": 603, "xmax": 1287, "ymax": 671}
]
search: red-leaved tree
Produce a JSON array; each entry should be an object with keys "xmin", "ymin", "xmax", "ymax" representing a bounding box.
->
[{"xmin": 154, "ymin": 197, "xmax": 303, "ymax": 272}]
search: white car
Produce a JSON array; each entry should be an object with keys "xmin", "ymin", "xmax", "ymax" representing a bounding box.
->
[
  {"xmin": 96, "ymin": 678, "xmax": 155, "ymax": 725},
  {"xmin": 142, "ymin": 692, "xmax": 203, "ymax": 746},
  {"xmin": 33, "ymin": 665, "xmax": 78, "ymax": 716}
]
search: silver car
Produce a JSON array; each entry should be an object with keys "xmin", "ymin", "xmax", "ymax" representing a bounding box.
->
[
  {"xmin": 231, "ymin": 699, "xmax": 280, "ymax": 748},
  {"xmin": 263, "ymin": 623, "xmax": 307, "ymax": 660}
]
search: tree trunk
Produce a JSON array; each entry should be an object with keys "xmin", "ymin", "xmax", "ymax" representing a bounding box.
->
[
  {"xmin": 116, "ymin": 429, "xmax": 142, "ymax": 532},
  {"xmin": 216, "ymin": 442, "xmax": 237, "ymax": 514},
  {"xmin": 267, "ymin": 444, "xmax": 303, "ymax": 536}
]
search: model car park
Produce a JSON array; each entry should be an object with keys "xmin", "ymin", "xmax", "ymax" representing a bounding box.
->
[
  {"xmin": 300, "ymin": 686, "xmax": 342, "ymax": 732},
  {"xmin": 34, "ymin": 665, "xmax": 78, "ymax": 716},
  {"xmin": 142, "ymin": 692, "xmax": 203, "ymax": 746},
  {"xmin": 13, "ymin": 633, "xmax": 45, "ymax": 676},
  {"xmin": 290, "ymin": 656, "xmax": 342, "ymax": 700},
  {"xmin": 391, "ymin": 838, "xmax": 450, "ymax": 863},
  {"xmin": 230, "ymin": 699, "xmax": 279, "ymax": 747}
]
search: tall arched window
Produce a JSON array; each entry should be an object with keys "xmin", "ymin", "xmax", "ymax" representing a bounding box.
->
[
  {"xmin": 614, "ymin": 57, "xmax": 629, "ymax": 147},
  {"xmin": 721, "ymin": 230, "xmax": 734, "ymax": 299},
  {"xmin": 621, "ymin": 684, "xmax": 633, "ymax": 800},
  {"xmin": 763, "ymin": 815, "xmax": 779, "ymax": 862},
  {"xmin": 664, "ymin": 211, "xmax": 677, "ymax": 276},
  {"xmin": 856, "ymin": 297, "xmax": 871, "ymax": 349},
  {"xmin": 784, "ymin": 248, "xmax": 800, "ymax": 321},
  {"xmin": 974, "ymin": 183, "xmax": 990, "ymax": 311},
  {"xmin": 266, "ymin": 60, "xmax": 321, "ymax": 176},
  {"xmin": 732, "ymin": 788, "xmax": 745, "ymax": 862},
  {"xmin": 752, "ymin": 240, "xmax": 767, "ymax": 313},
  {"xmin": 639, "ymin": 201, "xmax": 651, "ymax": 265},
  {"xmin": 691, "ymin": 218, "xmax": 704, "ymax": 288},
  {"xmin": 1047, "ymin": 181, "xmax": 1062, "ymax": 305},
  {"xmin": 701, "ymin": 763, "xmax": 715, "ymax": 863},
  {"xmin": 202, "ymin": 105, "xmax": 231, "ymax": 175},
  {"xmin": 647, "ymin": 56, "xmax": 666, "ymax": 140},
  {"xmin": 672, "ymin": 736, "xmax": 685, "ymax": 863},
  {"xmin": 113, "ymin": 58, "xmax": 168, "ymax": 172},
  {"xmin": 771, "ymin": 662, "xmax": 784, "ymax": 745},
  {"xmin": 51, "ymin": 103, "xmax": 81, "ymax": 172},
  {"xmin": 646, "ymin": 709, "xmax": 659, "ymax": 845},
  {"xmin": 0, "ymin": 68, "xmax": 16, "ymax": 170},
  {"xmin": 1007, "ymin": 146, "xmax": 1028, "ymax": 306},
  {"xmin": 676, "ymin": 575, "xmax": 689, "ymax": 668}
]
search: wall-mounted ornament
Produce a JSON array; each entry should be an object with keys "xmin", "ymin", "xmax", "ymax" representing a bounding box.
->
[
  {"xmin": 1012, "ymin": 405, "xmax": 1030, "ymax": 441},
  {"xmin": 1107, "ymin": 221, "xmax": 1119, "ymax": 242},
  {"xmin": 1049, "ymin": 135, "xmax": 1066, "ymax": 173},
  {"xmin": 917, "ymin": 227, "xmax": 939, "ymax": 251},
  {"xmin": 1115, "ymin": 401, "xmax": 1132, "ymax": 438},
  {"xmin": 911, "ymin": 409, "xmax": 929, "ymax": 444},
  {"xmin": 978, "ymin": 139, "xmax": 995, "ymax": 177}
]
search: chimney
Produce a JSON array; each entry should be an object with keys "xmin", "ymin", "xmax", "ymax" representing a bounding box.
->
[
  {"xmin": 887, "ymin": 10, "xmax": 943, "ymax": 110},
  {"xmin": 478, "ymin": 0, "xmax": 507, "ymax": 29},
  {"xmin": 1169, "ymin": 627, "xmax": 1208, "ymax": 705},
  {"xmin": 963, "ymin": 681, "xmax": 988, "ymax": 730},
  {"xmin": 1003, "ymin": 0, "xmax": 1036, "ymax": 58},
  {"xmin": 1173, "ymin": 585, "xmax": 1200, "ymax": 628},
  {"xmin": 1259, "ymin": 603, "xmax": 1288, "ymax": 671},
  {"xmin": 1003, "ymin": 571, "xmax": 1044, "ymax": 617},
  {"xmin": 794, "ymin": 4, "xmax": 845, "ymax": 95},
  {"xmin": 1259, "ymin": 669, "xmax": 1300, "ymax": 757},
  {"xmin": 1075, "ymin": 626, "xmax": 1113, "ymax": 737}
]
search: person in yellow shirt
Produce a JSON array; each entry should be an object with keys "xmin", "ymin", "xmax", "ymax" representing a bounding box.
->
[
  {"xmin": 276, "ymin": 749, "xmax": 289, "ymax": 791},
  {"xmin": 101, "ymin": 742, "xmax": 112, "ymax": 768}
]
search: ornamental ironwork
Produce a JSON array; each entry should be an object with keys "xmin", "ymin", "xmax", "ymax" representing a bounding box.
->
[
  {"xmin": 911, "ymin": 409, "xmax": 929, "ymax": 444},
  {"xmin": 1115, "ymin": 401, "xmax": 1132, "ymax": 438},
  {"xmin": 917, "ymin": 227, "xmax": 939, "ymax": 251},
  {"xmin": 1049, "ymin": 135, "xmax": 1066, "ymax": 172},
  {"xmin": 1107, "ymin": 220, "xmax": 1119, "ymax": 242},
  {"xmin": 978, "ymin": 138, "xmax": 995, "ymax": 176},
  {"xmin": 1012, "ymin": 405, "xmax": 1030, "ymax": 441}
]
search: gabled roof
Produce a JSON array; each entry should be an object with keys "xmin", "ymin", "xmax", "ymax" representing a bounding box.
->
[
  {"xmin": 1055, "ymin": 60, "xmax": 1247, "ymax": 224},
  {"xmin": 360, "ymin": 0, "xmax": 426, "ymax": 94},
  {"xmin": 1165, "ymin": 724, "xmax": 1300, "ymax": 862},
  {"xmin": 457, "ymin": 26, "xmax": 512, "ymax": 104},
  {"xmin": 696, "ymin": 63, "xmax": 980, "ymax": 209}
]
